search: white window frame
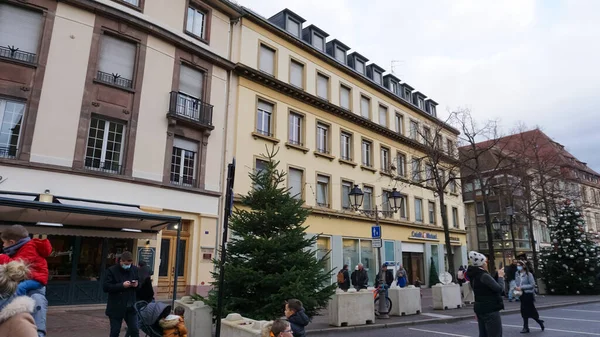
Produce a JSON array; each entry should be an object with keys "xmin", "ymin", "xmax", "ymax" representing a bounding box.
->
[
  {"xmin": 256, "ymin": 100, "xmax": 273, "ymax": 136},
  {"xmin": 373, "ymin": 71, "xmax": 382, "ymax": 85},
  {"xmin": 312, "ymin": 33, "xmax": 325, "ymax": 51},
  {"xmin": 0, "ymin": 99, "xmax": 25, "ymax": 158},
  {"xmin": 85, "ymin": 117, "xmax": 126, "ymax": 172},
  {"xmin": 286, "ymin": 17, "xmax": 301, "ymax": 37},
  {"xmin": 340, "ymin": 132, "xmax": 352, "ymax": 161},
  {"xmin": 288, "ymin": 167, "xmax": 304, "ymax": 200},
  {"xmin": 452, "ymin": 207, "xmax": 459, "ymax": 228},
  {"xmin": 418, "ymin": 97, "xmax": 425, "ymax": 109},
  {"xmin": 395, "ymin": 113, "xmax": 403, "ymax": 135},
  {"xmin": 171, "ymin": 137, "xmax": 198, "ymax": 186},
  {"xmin": 410, "ymin": 120, "xmax": 419, "ymax": 140},
  {"xmin": 186, "ymin": 6, "xmax": 206, "ymax": 39},
  {"xmin": 335, "ymin": 46, "xmax": 346, "ymax": 63},
  {"xmin": 316, "ymin": 122, "xmax": 329, "ymax": 153},
  {"xmin": 415, "ymin": 198, "xmax": 423, "ymax": 222},
  {"xmin": 355, "ymin": 59, "xmax": 365, "ymax": 74},
  {"xmin": 316, "ymin": 174, "xmax": 330, "ymax": 207},
  {"xmin": 381, "ymin": 147, "xmax": 390, "ymax": 172},
  {"xmin": 290, "ymin": 59, "xmax": 304, "ymax": 88},
  {"xmin": 378, "ymin": 105, "xmax": 387, "ymax": 127},
  {"xmin": 341, "ymin": 180, "xmax": 352, "ymax": 210},
  {"xmin": 259, "ymin": 44, "xmax": 275, "ymax": 76},
  {"xmin": 363, "ymin": 186, "xmax": 373, "ymax": 211},
  {"xmin": 362, "ymin": 140, "xmax": 372, "ymax": 167},
  {"xmin": 428, "ymin": 201, "xmax": 436, "ymax": 225},
  {"xmin": 316, "ymin": 73, "xmax": 329, "ymax": 100},
  {"xmin": 360, "ymin": 96, "xmax": 370, "ymax": 119},
  {"xmin": 340, "ymin": 85, "xmax": 351, "ymax": 110},
  {"xmin": 397, "ymin": 152, "xmax": 406, "ymax": 177},
  {"xmin": 288, "ymin": 112, "xmax": 303, "ymax": 145},
  {"xmin": 412, "ymin": 158, "xmax": 421, "ymax": 182}
]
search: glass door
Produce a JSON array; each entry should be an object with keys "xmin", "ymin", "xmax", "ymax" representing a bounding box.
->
[{"xmin": 157, "ymin": 236, "xmax": 188, "ymax": 299}]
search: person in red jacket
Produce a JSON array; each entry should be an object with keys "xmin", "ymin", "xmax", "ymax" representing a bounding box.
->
[{"xmin": 0, "ymin": 225, "xmax": 52, "ymax": 296}]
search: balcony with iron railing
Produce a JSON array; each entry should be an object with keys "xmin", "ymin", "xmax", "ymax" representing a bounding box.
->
[
  {"xmin": 84, "ymin": 158, "xmax": 123, "ymax": 174},
  {"xmin": 168, "ymin": 91, "xmax": 214, "ymax": 130},
  {"xmin": 95, "ymin": 70, "xmax": 133, "ymax": 89},
  {"xmin": 170, "ymin": 175, "xmax": 197, "ymax": 188},
  {"xmin": 0, "ymin": 46, "xmax": 36, "ymax": 64}
]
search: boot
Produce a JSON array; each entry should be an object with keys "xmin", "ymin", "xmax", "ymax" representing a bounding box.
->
[
  {"xmin": 536, "ymin": 319, "xmax": 545, "ymax": 331},
  {"xmin": 521, "ymin": 318, "xmax": 530, "ymax": 333}
]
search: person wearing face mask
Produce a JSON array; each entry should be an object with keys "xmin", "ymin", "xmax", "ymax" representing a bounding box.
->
[
  {"xmin": 515, "ymin": 261, "xmax": 544, "ymax": 333},
  {"xmin": 103, "ymin": 251, "xmax": 140, "ymax": 337}
]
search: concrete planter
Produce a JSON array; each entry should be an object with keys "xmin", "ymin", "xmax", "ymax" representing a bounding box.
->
[
  {"xmin": 174, "ymin": 300, "xmax": 213, "ymax": 337},
  {"xmin": 388, "ymin": 285, "xmax": 421, "ymax": 316},
  {"xmin": 432, "ymin": 283, "xmax": 463, "ymax": 310},
  {"xmin": 461, "ymin": 282, "xmax": 475, "ymax": 304},
  {"xmin": 328, "ymin": 289, "xmax": 375, "ymax": 327},
  {"xmin": 221, "ymin": 313, "xmax": 271, "ymax": 337}
]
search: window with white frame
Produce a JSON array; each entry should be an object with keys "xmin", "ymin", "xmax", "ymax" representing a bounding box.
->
[
  {"xmin": 363, "ymin": 186, "xmax": 373, "ymax": 211},
  {"xmin": 316, "ymin": 174, "xmax": 330, "ymax": 207},
  {"xmin": 335, "ymin": 46, "xmax": 346, "ymax": 64},
  {"xmin": 288, "ymin": 167, "xmax": 303, "ymax": 200},
  {"xmin": 176, "ymin": 64, "xmax": 205, "ymax": 119},
  {"xmin": 430, "ymin": 105, "xmax": 437, "ymax": 116},
  {"xmin": 397, "ymin": 194, "xmax": 407, "ymax": 219},
  {"xmin": 417, "ymin": 97, "xmax": 425, "ymax": 109},
  {"xmin": 254, "ymin": 159, "xmax": 268, "ymax": 188},
  {"xmin": 288, "ymin": 112, "xmax": 303, "ymax": 146},
  {"xmin": 340, "ymin": 85, "xmax": 351, "ymax": 110},
  {"xmin": 85, "ymin": 117, "xmax": 125, "ymax": 173},
  {"xmin": 404, "ymin": 88, "xmax": 412, "ymax": 101},
  {"xmin": 316, "ymin": 122, "xmax": 329, "ymax": 154},
  {"xmin": 378, "ymin": 105, "xmax": 387, "ymax": 127},
  {"xmin": 423, "ymin": 126, "xmax": 431, "ymax": 144},
  {"xmin": 449, "ymin": 173, "xmax": 457, "ymax": 193},
  {"xmin": 170, "ymin": 137, "xmax": 198, "ymax": 186},
  {"xmin": 428, "ymin": 201, "xmax": 436, "ymax": 224},
  {"xmin": 355, "ymin": 59, "xmax": 365, "ymax": 74},
  {"xmin": 122, "ymin": 0, "xmax": 140, "ymax": 6},
  {"xmin": 380, "ymin": 147, "xmax": 390, "ymax": 172},
  {"xmin": 259, "ymin": 44, "xmax": 275, "ymax": 75},
  {"xmin": 186, "ymin": 6, "xmax": 207, "ymax": 39},
  {"xmin": 411, "ymin": 158, "xmax": 421, "ymax": 182},
  {"xmin": 410, "ymin": 120, "xmax": 418, "ymax": 140},
  {"xmin": 97, "ymin": 35, "xmax": 136, "ymax": 88},
  {"xmin": 312, "ymin": 33, "xmax": 324, "ymax": 51},
  {"xmin": 360, "ymin": 96, "xmax": 370, "ymax": 119},
  {"xmin": 341, "ymin": 180, "xmax": 352, "ymax": 210},
  {"xmin": 390, "ymin": 81, "xmax": 397, "ymax": 94},
  {"xmin": 382, "ymin": 190, "xmax": 391, "ymax": 216},
  {"xmin": 317, "ymin": 73, "xmax": 329, "ymax": 100},
  {"xmin": 0, "ymin": 4, "xmax": 43, "ymax": 63},
  {"xmin": 256, "ymin": 100, "xmax": 273, "ymax": 136},
  {"xmin": 286, "ymin": 17, "xmax": 300, "ymax": 37},
  {"xmin": 425, "ymin": 164, "xmax": 434, "ymax": 186},
  {"xmin": 340, "ymin": 131, "xmax": 352, "ymax": 161},
  {"xmin": 396, "ymin": 152, "xmax": 406, "ymax": 177},
  {"xmin": 361, "ymin": 139, "xmax": 372, "ymax": 167},
  {"xmin": 447, "ymin": 139, "xmax": 454, "ymax": 155},
  {"xmin": 395, "ymin": 113, "xmax": 403, "ymax": 135},
  {"xmin": 452, "ymin": 207, "xmax": 459, "ymax": 228},
  {"xmin": 290, "ymin": 60, "xmax": 304, "ymax": 88},
  {"xmin": 414, "ymin": 198, "xmax": 423, "ymax": 222},
  {"xmin": 0, "ymin": 99, "xmax": 25, "ymax": 158}
]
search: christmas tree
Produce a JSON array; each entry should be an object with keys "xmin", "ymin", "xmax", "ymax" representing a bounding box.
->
[
  {"xmin": 429, "ymin": 257, "xmax": 440, "ymax": 287},
  {"xmin": 203, "ymin": 147, "xmax": 336, "ymax": 319},
  {"xmin": 540, "ymin": 202, "xmax": 600, "ymax": 295}
]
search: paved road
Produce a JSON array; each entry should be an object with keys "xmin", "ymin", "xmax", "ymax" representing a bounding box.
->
[{"xmin": 313, "ymin": 302, "xmax": 600, "ymax": 337}]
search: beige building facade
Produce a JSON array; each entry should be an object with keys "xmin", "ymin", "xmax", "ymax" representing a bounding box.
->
[
  {"xmin": 0, "ymin": 0, "xmax": 240, "ymax": 304},
  {"xmin": 226, "ymin": 8, "xmax": 468, "ymax": 286}
]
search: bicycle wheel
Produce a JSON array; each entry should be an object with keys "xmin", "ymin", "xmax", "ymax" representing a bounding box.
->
[{"xmin": 374, "ymin": 296, "xmax": 393, "ymax": 316}]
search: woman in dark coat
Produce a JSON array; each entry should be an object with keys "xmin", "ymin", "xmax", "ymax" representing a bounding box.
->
[
  {"xmin": 515, "ymin": 261, "xmax": 544, "ymax": 333},
  {"xmin": 136, "ymin": 261, "xmax": 154, "ymax": 303}
]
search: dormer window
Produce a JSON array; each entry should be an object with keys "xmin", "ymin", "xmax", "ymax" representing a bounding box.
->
[
  {"xmin": 286, "ymin": 17, "xmax": 301, "ymax": 37},
  {"xmin": 404, "ymin": 88, "xmax": 412, "ymax": 101},
  {"xmin": 335, "ymin": 47, "xmax": 345, "ymax": 63},
  {"xmin": 373, "ymin": 71, "xmax": 382, "ymax": 85},
  {"xmin": 390, "ymin": 82, "xmax": 397, "ymax": 94},
  {"xmin": 355, "ymin": 59, "xmax": 365, "ymax": 74},
  {"xmin": 312, "ymin": 34, "xmax": 324, "ymax": 51},
  {"xmin": 417, "ymin": 97, "xmax": 424, "ymax": 109},
  {"xmin": 430, "ymin": 105, "xmax": 436, "ymax": 116}
]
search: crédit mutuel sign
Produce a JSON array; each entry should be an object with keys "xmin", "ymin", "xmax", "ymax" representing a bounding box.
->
[{"xmin": 409, "ymin": 231, "xmax": 439, "ymax": 241}]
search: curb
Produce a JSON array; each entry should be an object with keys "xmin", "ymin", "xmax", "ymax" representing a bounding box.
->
[{"xmin": 306, "ymin": 299, "xmax": 600, "ymax": 334}]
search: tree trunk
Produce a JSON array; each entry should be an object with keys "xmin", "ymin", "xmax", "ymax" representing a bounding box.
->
[
  {"xmin": 439, "ymin": 192, "xmax": 456, "ymax": 279},
  {"xmin": 480, "ymin": 180, "xmax": 496, "ymax": 275}
]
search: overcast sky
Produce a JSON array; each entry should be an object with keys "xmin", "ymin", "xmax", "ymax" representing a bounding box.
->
[{"xmin": 239, "ymin": 0, "xmax": 600, "ymax": 172}]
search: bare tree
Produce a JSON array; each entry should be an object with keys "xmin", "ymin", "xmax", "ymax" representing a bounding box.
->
[
  {"xmin": 405, "ymin": 112, "xmax": 463, "ymax": 276},
  {"xmin": 455, "ymin": 109, "xmax": 512, "ymax": 275}
]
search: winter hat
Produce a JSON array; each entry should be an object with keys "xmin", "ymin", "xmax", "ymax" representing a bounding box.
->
[{"xmin": 468, "ymin": 251, "xmax": 487, "ymax": 267}]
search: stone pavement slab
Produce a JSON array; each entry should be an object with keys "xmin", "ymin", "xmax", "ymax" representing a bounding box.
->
[{"xmin": 46, "ymin": 289, "xmax": 600, "ymax": 337}]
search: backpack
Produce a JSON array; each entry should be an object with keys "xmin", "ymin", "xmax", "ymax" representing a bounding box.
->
[{"xmin": 337, "ymin": 270, "xmax": 345, "ymax": 284}]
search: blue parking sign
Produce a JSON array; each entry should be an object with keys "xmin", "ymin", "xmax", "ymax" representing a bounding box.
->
[{"xmin": 371, "ymin": 225, "xmax": 381, "ymax": 238}]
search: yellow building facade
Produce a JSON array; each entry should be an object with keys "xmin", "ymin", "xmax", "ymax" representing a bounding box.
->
[{"xmin": 227, "ymin": 8, "xmax": 468, "ymax": 286}]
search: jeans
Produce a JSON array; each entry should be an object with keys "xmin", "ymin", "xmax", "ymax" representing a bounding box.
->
[
  {"xmin": 109, "ymin": 308, "xmax": 139, "ymax": 337},
  {"xmin": 508, "ymin": 280, "xmax": 516, "ymax": 300},
  {"xmin": 476, "ymin": 311, "xmax": 502, "ymax": 337},
  {"xmin": 28, "ymin": 287, "xmax": 47, "ymax": 337}
]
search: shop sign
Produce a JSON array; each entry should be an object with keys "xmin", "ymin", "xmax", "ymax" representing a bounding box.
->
[
  {"xmin": 137, "ymin": 247, "xmax": 156, "ymax": 272},
  {"xmin": 450, "ymin": 236, "xmax": 460, "ymax": 242},
  {"xmin": 409, "ymin": 231, "xmax": 438, "ymax": 241}
]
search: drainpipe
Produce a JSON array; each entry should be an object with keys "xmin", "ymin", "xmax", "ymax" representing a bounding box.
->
[{"xmin": 214, "ymin": 15, "xmax": 242, "ymax": 271}]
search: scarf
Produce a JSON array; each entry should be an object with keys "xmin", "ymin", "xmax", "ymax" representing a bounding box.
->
[{"xmin": 2, "ymin": 237, "xmax": 31, "ymax": 256}]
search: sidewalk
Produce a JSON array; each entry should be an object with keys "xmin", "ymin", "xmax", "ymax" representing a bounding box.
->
[{"xmin": 46, "ymin": 289, "xmax": 600, "ymax": 336}]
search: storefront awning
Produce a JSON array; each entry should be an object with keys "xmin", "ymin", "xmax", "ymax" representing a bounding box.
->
[{"xmin": 0, "ymin": 193, "xmax": 181, "ymax": 235}]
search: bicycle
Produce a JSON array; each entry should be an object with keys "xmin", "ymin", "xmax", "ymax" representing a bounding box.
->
[{"xmin": 373, "ymin": 284, "xmax": 392, "ymax": 317}]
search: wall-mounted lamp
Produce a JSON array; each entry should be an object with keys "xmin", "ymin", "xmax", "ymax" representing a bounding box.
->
[{"xmin": 39, "ymin": 189, "xmax": 53, "ymax": 203}]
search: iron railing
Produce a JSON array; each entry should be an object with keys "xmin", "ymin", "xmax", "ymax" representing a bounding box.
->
[
  {"xmin": 84, "ymin": 158, "xmax": 123, "ymax": 174},
  {"xmin": 255, "ymin": 129, "xmax": 273, "ymax": 137},
  {"xmin": 287, "ymin": 139, "xmax": 303, "ymax": 147},
  {"xmin": 0, "ymin": 46, "xmax": 36, "ymax": 64},
  {"xmin": 0, "ymin": 146, "xmax": 17, "ymax": 158},
  {"xmin": 168, "ymin": 92, "xmax": 213, "ymax": 127},
  {"xmin": 95, "ymin": 70, "xmax": 133, "ymax": 89},
  {"xmin": 170, "ymin": 175, "xmax": 197, "ymax": 188}
]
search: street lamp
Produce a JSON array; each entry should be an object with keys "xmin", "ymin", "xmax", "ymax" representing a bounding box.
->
[
  {"xmin": 348, "ymin": 185, "xmax": 402, "ymax": 319},
  {"xmin": 506, "ymin": 206, "xmax": 518, "ymax": 260},
  {"xmin": 492, "ymin": 216, "xmax": 510, "ymax": 267}
]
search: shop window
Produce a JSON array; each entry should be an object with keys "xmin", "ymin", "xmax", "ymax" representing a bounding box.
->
[
  {"xmin": 77, "ymin": 237, "xmax": 103, "ymax": 281},
  {"xmin": 47, "ymin": 236, "xmax": 75, "ymax": 282}
]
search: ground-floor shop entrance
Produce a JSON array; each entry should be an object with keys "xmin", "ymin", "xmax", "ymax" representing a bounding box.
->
[
  {"xmin": 43, "ymin": 235, "xmax": 134, "ymax": 306},
  {"xmin": 157, "ymin": 223, "xmax": 190, "ymax": 299},
  {"xmin": 402, "ymin": 252, "xmax": 424, "ymax": 285}
]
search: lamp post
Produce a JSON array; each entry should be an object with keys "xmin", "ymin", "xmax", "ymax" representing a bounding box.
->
[
  {"xmin": 506, "ymin": 206, "xmax": 518, "ymax": 259},
  {"xmin": 348, "ymin": 185, "xmax": 402, "ymax": 319},
  {"xmin": 492, "ymin": 217, "xmax": 511, "ymax": 266}
]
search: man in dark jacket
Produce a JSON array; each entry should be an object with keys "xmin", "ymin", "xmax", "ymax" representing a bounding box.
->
[
  {"xmin": 466, "ymin": 251, "xmax": 505, "ymax": 337},
  {"xmin": 285, "ymin": 299, "xmax": 310, "ymax": 337},
  {"xmin": 104, "ymin": 251, "xmax": 140, "ymax": 337},
  {"xmin": 337, "ymin": 264, "xmax": 351, "ymax": 291},
  {"xmin": 350, "ymin": 266, "xmax": 358, "ymax": 289},
  {"xmin": 505, "ymin": 259, "xmax": 518, "ymax": 302},
  {"xmin": 355, "ymin": 263, "xmax": 369, "ymax": 290},
  {"xmin": 375, "ymin": 263, "xmax": 394, "ymax": 288}
]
